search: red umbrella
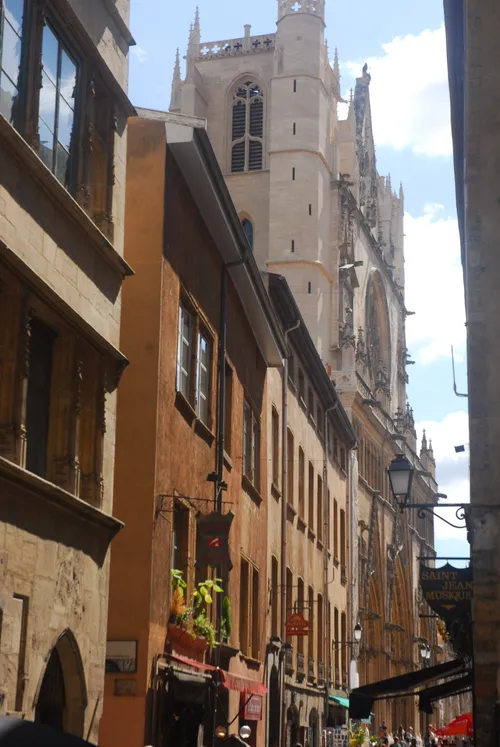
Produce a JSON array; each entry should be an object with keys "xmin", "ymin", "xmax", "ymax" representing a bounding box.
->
[{"xmin": 435, "ymin": 712, "xmax": 473, "ymax": 738}]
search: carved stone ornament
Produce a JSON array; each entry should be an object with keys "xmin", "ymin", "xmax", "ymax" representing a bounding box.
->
[
  {"xmin": 356, "ymin": 327, "xmax": 368, "ymax": 364},
  {"xmin": 340, "ymin": 309, "xmax": 356, "ymax": 348},
  {"xmin": 374, "ymin": 360, "xmax": 390, "ymax": 395}
]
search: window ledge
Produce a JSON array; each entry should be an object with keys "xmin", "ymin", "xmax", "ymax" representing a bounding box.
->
[
  {"xmin": 241, "ymin": 654, "xmax": 262, "ymax": 669},
  {"xmin": 288, "ymin": 378, "xmax": 297, "ymax": 392},
  {"xmin": 299, "ymin": 396, "xmax": 307, "ymax": 411},
  {"xmin": 287, "ymin": 502, "xmax": 297, "ymax": 521},
  {"xmin": 242, "ymin": 475, "xmax": 262, "ymax": 506},
  {"xmin": 333, "ymin": 557, "xmax": 340, "ymax": 568},
  {"xmin": 194, "ymin": 417, "xmax": 216, "ymax": 446},
  {"xmin": 175, "ymin": 390, "xmax": 197, "ymax": 426},
  {"xmin": 0, "ymin": 114, "xmax": 133, "ymax": 279},
  {"xmin": 271, "ymin": 482, "xmax": 281, "ymax": 500},
  {"xmin": 309, "ymin": 414, "xmax": 317, "ymax": 427},
  {"xmin": 317, "ymin": 539, "xmax": 324, "ymax": 551},
  {"xmin": 0, "ymin": 456, "xmax": 123, "ymax": 539},
  {"xmin": 223, "ymin": 451, "xmax": 233, "ymax": 471},
  {"xmin": 308, "ymin": 528, "xmax": 316, "ymax": 543},
  {"xmin": 297, "ymin": 516, "xmax": 307, "ymax": 532}
]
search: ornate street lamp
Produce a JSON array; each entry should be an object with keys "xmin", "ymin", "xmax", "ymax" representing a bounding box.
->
[
  {"xmin": 387, "ymin": 453, "xmax": 414, "ymax": 509},
  {"xmin": 354, "ymin": 622, "xmax": 362, "ymax": 643}
]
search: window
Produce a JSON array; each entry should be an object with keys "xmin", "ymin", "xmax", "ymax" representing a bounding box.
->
[
  {"xmin": 288, "ymin": 352, "xmax": 295, "ymax": 384},
  {"xmin": 241, "ymin": 218, "xmax": 254, "ymax": 249},
  {"xmin": 292, "ymin": 167, "xmax": 295, "ymax": 180},
  {"xmin": 293, "ymin": 122, "xmax": 296, "ymax": 135},
  {"xmin": 308, "ymin": 586, "xmax": 314, "ymax": 666},
  {"xmin": 196, "ymin": 332, "xmax": 211, "ymax": 425},
  {"xmin": 172, "ymin": 503, "xmax": 190, "ymax": 581},
  {"xmin": 297, "ymin": 578, "xmax": 304, "ymax": 656},
  {"xmin": 291, "ymin": 239, "xmax": 295, "ymax": 253},
  {"xmin": 340, "ymin": 508, "xmax": 346, "ymax": 579},
  {"xmin": 333, "ymin": 499, "xmax": 339, "ymax": 560},
  {"xmin": 251, "ymin": 568, "xmax": 260, "ymax": 659},
  {"xmin": 25, "ymin": 318, "xmax": 55, "ymax": 478},
  {"xmin": 308, "ymin": 204, "xmax": 312, "ymax": 216},
  {"xmin": 271, "ymin": 407, "xmax": 280, "ymax": 487},
  {"xmin": 293, "ymin": 79, "xmax": 297, "ymax": 93},
  {"xmin": 231, "ymin": 80, "xmax": 264, "ymax": 172},
  {"xmin": 0, "ymin": 0, "xmax": 25, "ymax": 125},
  {"xmin": 317, "ymin": 475, "xmax": 323, "ymax": 543},
  {"xmin": 240, "ymin": 559, "xmax": 249, "ymax": 655},
  {"xmin": 243, "ymin": 399, "xmax": 260, "ymax": 489},
  {"xmin": 286, "ymin": 567, "xmax": 293, "ymax": 647},
  {"xmin": 340, "ymin": 446, "xmax": 346, "ymax": 472},
  {"xmin": 327, "ymin": 489, "xmax": 331, "ymax": 550},
  {"xmin": 334, "ymin": 607, "xmax": 339, "ymax": 680},
  {"xmin": 176, "ymin": 303, "xmax": 193, "ymax": 400},
  {"xmin": 287, "ymin": 428, "xmax": 294, "ymax": 506},
  {"xmin": 89, "ymin": 80, "xmax": 115, "ymax": 237},
  {"xmin": 341, "ymin": 612, "xmax": 347, "ymax": 680},
  {"xmin": 308, "ymin": 281, "xmax": 312, "ymax": 295},
  {"xmin": 271, "ymin": 556, "xmax": 279, "ymax": 637},
  {"xmin": 38, "ymin": 22, "xmax": 78, "ymax": 189},
  {"xmin": 224, "ymin": 363, "xmax": 233, "ymax": 455},
  {"xmin": 308, "ymin": 462, "xmax": 314, "ymax": 530},
  {"xmin": 317, "ymin": 594, "xmax": 324, "ymax": 664},
  {"xmin": 308, "ymin": 387, "xmax": 314, "ymax": 416},
  {"xmin": 298, "ymin": 447, "xmax": 305, "ymax": 518},
  {"xmin": 298, "ymin": 368, "xmax": 305, "ymax": 401},
  {"xmin": 317, "ymin": 404, "xmax": 323, "ymax": 435}
]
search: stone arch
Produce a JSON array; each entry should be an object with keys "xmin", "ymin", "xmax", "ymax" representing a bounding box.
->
[
  {"xmin": 286, "ymin": 704, "xmax": 299, "ymax": 746},
  {"xmin": 309, "ymin": 707, "xmax": 319, "ymax": 747},
  {"xmin": 239, "ymin": 214, "xmax": 254, "ymax": 250},
  {"xmin": 365, "ymin": 269, "xmax": 392, "ymax": 393},
  {"xmin": 225, "ymin": 73, "xmax": 268, "ymax": 172},
  {"xmin": 268, "ymin": 665, "xmax": 280, "ymax": 747},
  {"xmin": 34, "ymin": 628, "xmax": 87, "ymax": 737}
]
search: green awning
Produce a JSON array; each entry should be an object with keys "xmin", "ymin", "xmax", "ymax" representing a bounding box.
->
[{"xmin": 329, "ymin": 695, "xmax": 349, "ymax": 709}]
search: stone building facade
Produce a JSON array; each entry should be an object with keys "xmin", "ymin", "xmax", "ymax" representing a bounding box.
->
[
  {"xmin": 265, "ymin": 273, "xmax": 356, "ymax": 746},
  {"xmin": 100, "ymin": 110, "xmax": 285, "ymax": 747},
  {"xmin": 444, "ymin": 0, "xmax": 499, "ymax": 743},
  {"xmin": 171, "ymin": 0, "xmax": 439, "ymax": 735},
  {"xmin": 0, "ymin": 0, "xmax": 133, "ymax": 740}
]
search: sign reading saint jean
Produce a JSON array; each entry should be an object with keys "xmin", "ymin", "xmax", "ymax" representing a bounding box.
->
[{"xmin": 419, "ymin": 563, "xmax": 472, "ymax": 620}]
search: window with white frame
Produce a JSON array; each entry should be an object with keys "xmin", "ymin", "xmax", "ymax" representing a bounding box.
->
[
  {"xmin": 243, "ymin": 399, "xmax": 260, "ymax": 489},
  {"xmin": 177, "ymin": 303, "xmax": 193, "ymax": 400},
  {"xmin": 231, "ymin": 81, "xmax": 264, "ymax": 173},
  {"xmin": 196, "ymin": 332, "xmax": 211, "ymax": 425}
]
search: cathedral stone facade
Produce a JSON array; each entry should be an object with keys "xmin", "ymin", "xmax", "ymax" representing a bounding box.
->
[{"xmin": 171, "ymin": 0, "xmax": 439, "ymax": 735}]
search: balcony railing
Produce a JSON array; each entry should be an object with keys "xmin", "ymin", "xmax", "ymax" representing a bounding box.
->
[{"xmin": 308, "ymin": 656, "xmax": 315, "ymax": 681}]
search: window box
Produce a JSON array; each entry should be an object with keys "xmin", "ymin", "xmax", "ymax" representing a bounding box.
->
[{"xmin": 167, "ymin": 623, "xmax": 208, "ymax": 663}]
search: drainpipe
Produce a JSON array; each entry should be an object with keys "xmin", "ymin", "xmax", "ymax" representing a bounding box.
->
[
  {"xmin": 347, "ymin": 445, "xmax": 357, "ymax": 693},
  {"xmin": 323, "ymin": 402, "xmax": 338, "ymax": 729},
  {"xmin": 280, "ymin": 319, "xmax": 300, "ymax": 747}
]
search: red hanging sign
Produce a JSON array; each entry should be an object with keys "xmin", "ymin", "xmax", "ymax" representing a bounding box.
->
[
  {"xmin": 241, "ymin": 693, "xmax": 263, "ymax": 721},
  {"xmin": 285, "ymin": 612, "xmax": 310, "ymax": 637}
]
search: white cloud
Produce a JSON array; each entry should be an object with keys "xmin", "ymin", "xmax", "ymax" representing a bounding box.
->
[
  {"xmin": 344, "ymin": 26, "xmax": 452, "ymax": 157},
  {"xmin": 132, "ymin": 45, "xmax": 148, "ymax": 63},
  {"xmin": 404, "ymin": 204, "xmax": 466, "ymax": 365},
  {"xmin": 416, "ymin": 412, "xmax": 469, "ymax": 542}
]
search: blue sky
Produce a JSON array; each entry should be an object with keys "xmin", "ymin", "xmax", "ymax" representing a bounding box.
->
[{"xmin": 129, "ymin": 0, "xmax": 469, "ymax": 559}]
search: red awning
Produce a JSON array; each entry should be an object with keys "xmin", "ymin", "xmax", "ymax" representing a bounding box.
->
[
  {"xmin": 216, "ymin": 670, "xmax": 268, "ymax": 695},
  {"xmin": 166, "ymin": 654, "xmax": 267, "ymax": 695}
]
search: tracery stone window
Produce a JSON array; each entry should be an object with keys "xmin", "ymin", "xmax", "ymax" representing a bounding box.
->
[{"xmin": 231, "ymin": 81, "xmax": 264, "ymax": 173}]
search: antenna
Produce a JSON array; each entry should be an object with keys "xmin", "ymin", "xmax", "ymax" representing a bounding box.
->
[{"xmin": 451, "ymin": 346, "xmax": 468, "ymax": 398}]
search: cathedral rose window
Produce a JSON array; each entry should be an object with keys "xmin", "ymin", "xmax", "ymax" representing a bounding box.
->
[{"xmin": 231, "ymin": 81, "xmax": 264, "ymax": 173}]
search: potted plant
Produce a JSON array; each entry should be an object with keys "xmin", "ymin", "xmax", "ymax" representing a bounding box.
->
[{"xmin": 168, "ymin": 570, "xmax": 223, "ymax": 660}]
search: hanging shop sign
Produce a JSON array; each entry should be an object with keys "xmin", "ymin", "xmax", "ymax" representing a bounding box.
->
[
  {"xmin": 285, "ymin": 612, "xmax": 310, "ymax": 637},
  {"xmin": 197, "ymin": 511, "xmax": 234, "ymax": 570},
  {"xmin": 419, "ymin": 563, "xmax": 472, "ymax": 620},
  {"xmin": 241, "ymin": 693, "xmax": 263, "ymax": 721}
]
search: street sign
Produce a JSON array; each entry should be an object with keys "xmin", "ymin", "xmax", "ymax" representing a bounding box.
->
[
  {"xmin": 285, "ymin": 612, "xmax": 310, "ymax": 637},
  {"xmin": 241, "ymin": 693, "xmax": 263, "ymax": 721},
  {"xmin": 419, "ymin": 563, "xmax": 472, "ymax": 620},
  {"xmin": 197, "ymin": 511, "xmax": 234, "ymax": 569}
]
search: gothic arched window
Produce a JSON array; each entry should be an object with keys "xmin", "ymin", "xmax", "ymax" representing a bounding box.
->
[
  {"xmin": 241, "ymin": 218, "xmax": 254, "ymax": 249},
  {"xmin": 231, "ymin": 81, "xmax": 264, "ymax": 173}
]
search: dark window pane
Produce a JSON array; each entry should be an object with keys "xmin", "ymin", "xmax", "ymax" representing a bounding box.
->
[
  {"xmin": 41, "ymin": 24, "xmax": 59, "ymax": 84},
  {"xmin": 38, "ymin": 118, "xmax": 55, "ymax": 170},
  {"xmin": 60, "ymin": 49, "xmax": 76, "ymax": 107},
  {"xmin": 232, "ymin": 100, "xmax": 245, "ymax": 141},
  {"xmin": 241, "ymin": 219, "xmax": 253, "ymax": 249},
  {"xmin": 0, "ymin": 72, "xmax": 17, "ymax": 122},
  {"xmin": 5, "ymin": 0, "xmax": 24, "ymax": 33},
  {"xmin": 57, "ymin": 95, "xmax": 74, "ymax": 150},
  {"xmin": 231, "ymin": 141, "xmax": 245, "ymax": 172},
  {"xmin": 39, "ymin": 71, "xmax": 57, "ymax": 132},
  {"xmin": 55, "ymin": 142, "xmax": 70, "ymax": 186},
  {"xmin": 1, "ymin": 18, "xmax": 22, "ymax": 84},
  {"xmin": 249, "ymin": 99, "xmax": 263, "ymax": 138},
  {"xmin": 248, "ymin": 140, "xmax": 262, "ymax": 171}
]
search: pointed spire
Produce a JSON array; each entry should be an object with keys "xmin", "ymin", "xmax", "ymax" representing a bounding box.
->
[
  {"xmin": 399, "ymin": 182, "xmax": 404, "ymax": 201},
  {"xmin": 193, "ymin": 6, "xmax": 201, "ymax": 45},
  {"xmin": 421, "ymin": 429, "xmax": 428, "ymax": 455},
  {"xmin": 170, "ymin": 48, "xmax": 181, "ymax": 111},
  {"xmin": 334, "ymin": 47, "xmax": 340, "ymax": 76},
  {"xmin": 428, "ymin": 439, "xmax": 435, "ymax": 462}
]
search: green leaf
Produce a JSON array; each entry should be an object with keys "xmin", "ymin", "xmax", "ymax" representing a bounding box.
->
[
  {"xmin": 204, "ymin": 594, "xmax": 213, "ymax": 604},
  {"xmin": 200, "ymin": 586, "xmax": 208, "ymax": 597},
  {"xmin": 213, "ymin": 585, "xmax": 224, "ymax": 593}
]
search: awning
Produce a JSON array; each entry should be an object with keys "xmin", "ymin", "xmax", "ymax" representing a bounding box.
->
[
  {"xmin": 418, "ymin": 672, "xmax": 472, "ymax": 714},
  {"xmin": 350, "ymin": 659, "xmax": 466, "ymax": 719},
  {"xmin": 329, "ymin": 695, "xmax": 349, "ymax": 709},
  {"xmin": 166, "ymin": 654, "xmax": 267, "ymax": 695}
]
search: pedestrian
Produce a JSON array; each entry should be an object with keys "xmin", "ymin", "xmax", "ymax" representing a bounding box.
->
[{"xmin": 379, "ymin": 721, "xmax": 388, "ymax": 739}]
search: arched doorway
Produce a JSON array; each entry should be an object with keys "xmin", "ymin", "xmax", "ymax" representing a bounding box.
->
[
  {"xmin": 286, "ymin": 705, "xmax": 299, "ymax": 747},
  {"xmin": 35, "ymin": 630, "xmax": 87, "ymax": 737},
  {"xmin": 268, "ymin": 665, "xmax": 280, "ymax": 747},
  {"xmin": 309, "ymin": 708, "xmax": 319, "ymax": 747}
]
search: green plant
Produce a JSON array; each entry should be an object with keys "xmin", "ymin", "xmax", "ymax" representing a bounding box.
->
[
  {"xmin": 193, "ymin": 611, "xmax": 217, "ymax": 648},
  {"xmin": 193, "ymin": 577, "xmax": 224, "ymax": 611},
  {"xmin": 171, "ymin": 569, "xmax": 187, "ymax": 592},
  {"xmin": 221, "ymin": 596, "xmax": 232, "ymax": 642}
]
